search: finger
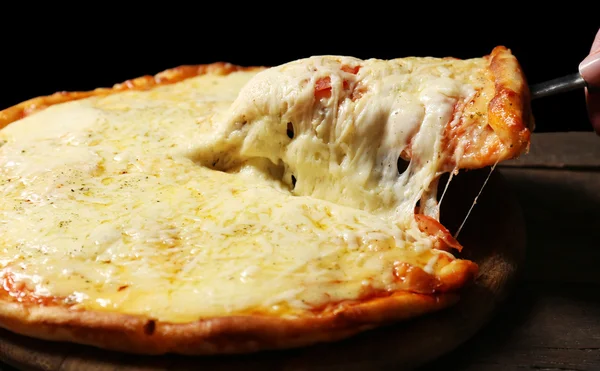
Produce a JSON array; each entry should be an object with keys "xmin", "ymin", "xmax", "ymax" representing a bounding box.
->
[
  {"xmin": 579, "ymin": 28, "xmax": 600, "ymax": 134},
  {"xmin": 586, "ymin": 88, "xmax": 600, "ymax": 134},
  {"xmin": 579, "ymin": 28, "xmax": 600, "ymax": 85}
]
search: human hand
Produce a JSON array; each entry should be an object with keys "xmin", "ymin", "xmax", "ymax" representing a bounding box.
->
[{"xmin": 579, "ymin": 28, "xmax": 600, "ymax": 134}]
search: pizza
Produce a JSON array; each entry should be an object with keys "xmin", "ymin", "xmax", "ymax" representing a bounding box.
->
[{"xmin": 0, "ymin": 46, "xmax": 533, "ymax": 355}]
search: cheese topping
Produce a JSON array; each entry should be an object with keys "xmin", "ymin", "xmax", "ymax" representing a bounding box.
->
[
  {"xmin": 0, "ymin": 56, "xmax": 485, "ymax": 322},
  {"xmin": 195, "ymin": 56, "xmax": 483, "ymax": 223}
]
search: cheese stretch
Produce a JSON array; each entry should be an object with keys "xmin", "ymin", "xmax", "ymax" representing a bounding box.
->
[{"xmin": 0, "ymin": 56, "xmax": 485, "ymax": 322}]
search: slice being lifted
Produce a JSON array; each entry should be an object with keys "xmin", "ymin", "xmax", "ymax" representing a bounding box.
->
[
  {"xmin": 0, "ymin": 46, "xmax": 533, "ymax": 355},
  {"xmin": 197, "ymin": 46, "xmax": 533, "ymax": 224}
]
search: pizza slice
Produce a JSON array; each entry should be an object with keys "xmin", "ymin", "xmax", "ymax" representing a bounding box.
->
[
  {"xmin": 193, "ymin": 45, "xmax": 532, "ymax": 243},
  {"xmin": 0, "ymin": 46, "xmax": 532, "ymax": 355}
]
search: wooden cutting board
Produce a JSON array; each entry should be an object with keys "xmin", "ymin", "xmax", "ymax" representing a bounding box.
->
[{"xmin": 0, "ymin": 169, "xmax": 526, "ymax": 371}]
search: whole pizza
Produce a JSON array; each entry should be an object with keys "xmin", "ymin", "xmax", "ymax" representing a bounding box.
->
[{"xmin": 0, "ymin": 46, "xmax": 532, "ymax": 354}]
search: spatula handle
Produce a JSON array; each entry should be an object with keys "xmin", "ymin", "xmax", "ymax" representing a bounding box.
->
[{"xmin": 530, "ymin": 73, "xmax": 587, "ymax": 100}]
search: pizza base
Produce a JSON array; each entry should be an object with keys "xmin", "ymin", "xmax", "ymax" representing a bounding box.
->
[
  {"xmin": 0, "ymin": 48, "xmax": 529, "ymax": 355},
  {"xmin": 0, "ymin": 292, "xmax": 457, "ymax": 355}
]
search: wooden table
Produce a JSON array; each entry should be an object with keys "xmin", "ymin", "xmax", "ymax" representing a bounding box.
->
[
  {"xmin": 0, "ymin": 132, "xmax": 598, "ymax": 371},
  {"xmin": 420, "ymin": 132, "xmax": 600, "ymax": 371}
]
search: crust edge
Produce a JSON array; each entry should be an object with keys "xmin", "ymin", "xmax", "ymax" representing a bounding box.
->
[
  {"xmin": 486, "ymin": 46, "xmax": 535, "ymax": 160},
  {"xmin": 0, "ymin": 291, "xmax": 458, "ymax": 355},
  {"xmin": 0, "ymin": 63, "xmax": 265, "ymax": 130}
]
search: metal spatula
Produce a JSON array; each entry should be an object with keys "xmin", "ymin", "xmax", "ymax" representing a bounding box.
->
[
  {"xmin": 530, "ymin": 73, "xmax": 587, "ymax": 100},
  {"xmin": 530, "ymin": 52, "xmax": 599, "ymax": 99}
]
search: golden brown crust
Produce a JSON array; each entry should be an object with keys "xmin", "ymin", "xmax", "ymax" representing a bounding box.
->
[
  {"xmin": 0, "ymin": 256, "xmax": 477, "ymax": 354},
  {"xmin": 487, "ymin": 46, "xmax": 534, "ymax": 152},
  {"xmin": 444, "ymin": 46, "xmax": 534, "ymax": 170},
  {"xmin": 0, "ymin": 291, "xmax": 458, "ymax": 355}
]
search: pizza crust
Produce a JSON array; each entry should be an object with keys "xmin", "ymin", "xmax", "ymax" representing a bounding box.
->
[
  {"xmin": 0, "ymin": 256, "xmax": 477, "ymax": 354},
  {"xmin": 487, "ymin": 46, "xmax": 534, "ymax": 151},
  {"xmin": 443, "ymin": 46, "xmax": 534, "ymax": 170},
  {"xmin": 0, "ymin": 63, "xmax": 264, "ymax": 131},
  {"xmin": 0, "ymin": 291, "xmax": 457, "ymax": 355}
]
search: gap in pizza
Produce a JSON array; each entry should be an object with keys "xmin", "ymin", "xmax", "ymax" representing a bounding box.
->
[{"xmin": 0, "ymin": 46, "xmax": 533, "ymax": 354}]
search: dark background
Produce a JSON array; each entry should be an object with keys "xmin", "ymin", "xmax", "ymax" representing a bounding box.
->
[{"xmin": 1, "ymin": 13, "xmax": 598, "ymax": 133}]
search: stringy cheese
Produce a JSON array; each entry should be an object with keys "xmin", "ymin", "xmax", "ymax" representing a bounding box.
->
[
  {"xmin": 0, "ymin": 56, "xmax": 484, "ymax": 322},
  {"xmin": 196, "ymin": 56, "xmax": 482, "ymax": 223}
]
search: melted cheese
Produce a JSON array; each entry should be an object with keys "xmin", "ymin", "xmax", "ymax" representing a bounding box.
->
[
  {"xmin": 194, "ymin": 56, "xmax": 483, "ymax": 224},
  {"xmin": 0, "ymin": 56, "xmax": 485, "ymax": 322}
]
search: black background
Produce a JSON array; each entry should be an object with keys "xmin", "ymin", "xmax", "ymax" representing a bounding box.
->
[{"xmin": 1, "ymin": 11, "xmax": 598, "ymax": 133}]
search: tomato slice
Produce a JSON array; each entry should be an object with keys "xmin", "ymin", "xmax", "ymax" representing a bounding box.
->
[
  {"xmin": 341, "ymin": 65, "xmax": 360, "ymax": 74},
  {"xmin": 415, "ymin": 214, "xmax": 463, "ymax": 252},
  {"xmin": 314, "ymin": 77, "xmax": 332, "ymax": 99}
]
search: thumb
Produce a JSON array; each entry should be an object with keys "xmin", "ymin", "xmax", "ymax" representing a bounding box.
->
[{"xmin": 579, "ymin": 28, "xmax": 600, "ymax": 134}]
